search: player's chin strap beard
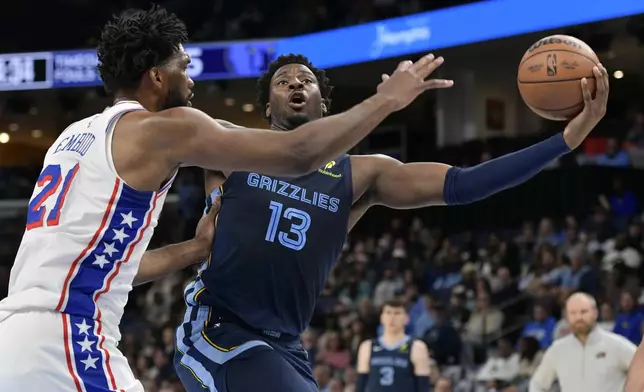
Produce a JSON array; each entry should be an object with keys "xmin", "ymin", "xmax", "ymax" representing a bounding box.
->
[{"xmin": 271, "ymin": 115, "xmax": 311, "ymax": 131}]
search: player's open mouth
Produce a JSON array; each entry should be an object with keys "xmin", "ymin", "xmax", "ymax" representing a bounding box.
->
[{"xmin": 288, "ymin": 92, "xmax": 307, "ymax": 109}]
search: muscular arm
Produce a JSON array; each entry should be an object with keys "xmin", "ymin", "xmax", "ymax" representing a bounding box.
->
[
  {"xmin": 133, "ymin": 239, "xmax": 209, "ymax": 286},
  {"xmin": 145, "ymin": 94, "xmax": 396, "ymax": 177},
  {"xmin": 352, "ymin": 133, "xmax": 571, "ymax": 212},
  {"xmin": 133, "ymin": 195, "xmax": 220, "ymax": 286}
]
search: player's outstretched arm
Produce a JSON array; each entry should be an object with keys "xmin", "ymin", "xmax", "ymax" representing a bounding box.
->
[
  {"xmin": 355, "ymin": 339, "xmax": 372, "ymax": 392},
  {"xmin": 410, "ymin": 340, "xmax": 431, "ymax": 392},
  {"xmin": 353, "ymin": 65, "xmax": 609, "ymax": 210},
  {"xmin": 145, "ymin": 53, "xmax": 451, "ymax": 177},
  {"xmin": 133, "ymin": 195, "xmax": 220, "ymax": 286}
]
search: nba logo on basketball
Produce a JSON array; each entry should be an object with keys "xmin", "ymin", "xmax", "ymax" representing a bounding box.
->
[{"xmin": 546, "ymin": 54, "xmax": 557, "ymax": 76}]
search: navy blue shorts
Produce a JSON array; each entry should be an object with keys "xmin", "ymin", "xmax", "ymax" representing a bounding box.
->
[{"xmin": 174, "ymin": 306, "xmax": 317, "ymax": 392}]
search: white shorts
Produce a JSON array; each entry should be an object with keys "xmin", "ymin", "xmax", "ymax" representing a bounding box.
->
[{"xmin": 0, "ymin": 310, "xmax": 143, "ymax": 392}]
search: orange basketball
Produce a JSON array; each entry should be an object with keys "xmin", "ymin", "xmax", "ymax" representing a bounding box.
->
[{"xmin": 517, "ymin": 35, "xmax": 599, "ymax": 121}]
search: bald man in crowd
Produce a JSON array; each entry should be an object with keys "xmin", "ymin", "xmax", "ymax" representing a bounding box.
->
[{"xmin": 530, "ymin": 292, "xmax": 635, "ymax": 392}]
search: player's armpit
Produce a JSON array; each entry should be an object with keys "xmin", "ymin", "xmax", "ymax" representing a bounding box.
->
[
  {"xmin": 204, "ymin": 170, "xmax": 226, "ymax": 196},
  {"xmin": 147, "ymin": 94, "xmax": 397, "ymax": 176},
  {"xmin": 353, "ymin": 154, "xmax": 450, "ymax": 209},
  {"xmin": 410, "ymin": 340, "xmax": 431, "ymax": 376}
]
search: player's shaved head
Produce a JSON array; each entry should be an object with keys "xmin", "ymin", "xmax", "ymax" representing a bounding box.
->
[{"xmin": 565, "ymin": 292, "xmax": 598, "ymax": 337}]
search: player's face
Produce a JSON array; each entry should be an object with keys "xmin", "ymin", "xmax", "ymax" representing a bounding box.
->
[
  {"xmin": 157, "ymin": 45, "xmax": 195, "ymax": 111},
  {"xmin": 267, "ymin": 63, "xmax": 326, "ymax": 130},
  {"xmin": 566, "ymin": 301, "xmax": 597, "ymax": 335},
  {"xmin": 380, "ymin": 306, "xmax": 408, "ymax": 333}
]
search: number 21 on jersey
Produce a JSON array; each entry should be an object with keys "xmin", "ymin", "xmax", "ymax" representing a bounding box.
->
[
  {"xmin": 26, "ymin": 163, "xmax": 79, "ymax": 230},
  {"xmin": 264, "ymin": 201, "xmax": 311, "ymax": 251}
]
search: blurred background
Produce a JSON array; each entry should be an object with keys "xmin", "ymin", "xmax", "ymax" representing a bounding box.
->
[{"xmin": 1, "ymin": 0, "xmax": 644, "ymax": 391}]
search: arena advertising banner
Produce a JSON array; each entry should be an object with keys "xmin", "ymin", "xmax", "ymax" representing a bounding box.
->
[{"xmin": 0, "ymin": 0, "xmax": 641, "ymax": 91}]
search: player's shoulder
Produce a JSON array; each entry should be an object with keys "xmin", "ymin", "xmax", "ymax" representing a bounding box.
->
[
  {"xmin": 350, "ymin": 153, "xmax": 401, "ymax": 168},
  {"xmin": 358, "ymin": 338, "xmax": 374, "ymax": 352},
  {"xmin": 349, "ymin": 154, "xmax": 402, "ymax": 185},
  {"xmin": 117, "ymin": 107, "xmax": 209, "ymax": 146},
  {"xmin": 410, "ymin": 338, "xmax": 429, "ymax": 356}
]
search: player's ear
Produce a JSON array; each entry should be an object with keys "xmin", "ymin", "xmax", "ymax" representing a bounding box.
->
[
  {"xmin": 265, "ymin": 103, "xmax": 271, "ymax": 118},
  {"xmin": 321, "ymin": 99, "xmax": 328, "ymax": 115},
  {"xmin": 148, "ymin": 67, "xmax": 163, "ymax": 90}
]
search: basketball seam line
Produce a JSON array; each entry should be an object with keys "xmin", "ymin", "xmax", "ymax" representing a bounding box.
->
[
  {"xmin": 527, "ymin": 101, "xmax": 583, "ymax": 111},
  {"xmin": 519, "ymin": 48, "xmax": 599, "ymax": 68},
  {"xmin": 517, "ymin": 75, "xmax": 594, "ymax": 84}
]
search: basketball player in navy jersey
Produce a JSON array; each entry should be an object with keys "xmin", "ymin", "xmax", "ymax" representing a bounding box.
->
[
  {"xmin": 174, "ymin": 54, "xmax": 609, "ymax": 392},
  {"xmin": 356, "ymin": 300, "xmax": 430, "ymax": 392}
]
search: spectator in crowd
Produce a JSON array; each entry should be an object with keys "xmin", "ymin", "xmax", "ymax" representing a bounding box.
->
[
  {"xmin": 302, "ymin": 329, "xmax": 319, "ymax": 362},
  {"xmin": 596, "ymin": 138, "xmax": 631, "ymax": 167},
  {"xmin": 599, "ymin": 301, "xmax": 616, "ymax": 331},
  {"xmin": 602, "ymin": 178, "xmax": 639, "ymax": 224},
  {"xmin": 317, "ymin": 331, "xmax": 352, "ymax": 371},
  {"xmin": 613, "ymin": 291, "xmax": 644, "ymax": 345},
  {"xmin": 626, "ymin": 113, "xmax": 644, "ymax": 148},
  {"xmin": 314, "ymin": 364, "xmax": 333, "ymax": 392},
  {"xmin": 448, "ymin": 287, "xmax": 471, "ymax": 331},
  {"xmin": 422, "ymin": 303, "xmax": 462, "ymax": 367},
  {"xmin": 535, "ymin": 218, "xmax": 560, "ymax": 248},
  {"xmin": 414, "ymin": 294, "xmax": 436, "ymax": 338},
  {"xmin": 476, "ymin": 338, "xmax": 520, "ymax": 384},
  {"xmin": 372, "ymin": 266, "xmax": 402, "ymax": 308},
  {"xmin": 603, "ymin": 234, "xmax": 642, "ymax": 273},
  {"xmin": 434, "ymin": 376, "xmax": 453, "ymax": 392},
  {"xmin": 521, "ymin": 304, "xmax": 557, "ymax": 349},
  {"xmin": 561, "ymin": 245, "xmax": 599, "ymax": 296},
  {"xmin": 464, "ymin": 292, "xmax": 504, "ymax": 343},
  {"xmin": 516, "ymin": 336, "xmax": 543, "ymax": 381}
]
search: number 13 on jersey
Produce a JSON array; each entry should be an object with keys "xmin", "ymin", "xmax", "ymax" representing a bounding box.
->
[
  {"xmin": 26, "ymin": 163, "xmax": 79, "ymax": 230},
  {"xmin": 264, "ymin": 201, "xmax": 311, "ymax": 251}
]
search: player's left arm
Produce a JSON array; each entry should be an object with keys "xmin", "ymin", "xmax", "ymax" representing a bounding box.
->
[
  {"xmin": 354, "ymin": 65, "xmax": 609, "ymax": 210},
  {"xmin": 133, "ymin": 195, "xmax": 220, "ymax": 286},
  {"xmin": 410, "ymin": 340, "xmax": 431, "ymax": 392}
]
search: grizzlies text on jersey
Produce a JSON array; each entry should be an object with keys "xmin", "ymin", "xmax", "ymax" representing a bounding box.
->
[
  {"xmin": 193, "ymin": 155, "xmax": 352, "ymax": 337},
  {"xmin": 366, "ymin": 336, "xmax": 416, "ymax": 391}
]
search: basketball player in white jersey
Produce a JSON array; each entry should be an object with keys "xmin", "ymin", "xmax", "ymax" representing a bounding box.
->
[{"xmin": 0, "ymin": 4, "xmax": 452, "ymax": 391}]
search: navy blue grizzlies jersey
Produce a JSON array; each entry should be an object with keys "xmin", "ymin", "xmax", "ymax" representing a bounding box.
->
[
  {"xmin": 367, "ymin": 337, "xmax": 416, "ymax": 392},
  {"xmin": 197, "ymin": 155, "xmax": 353, "ymax": 336}
]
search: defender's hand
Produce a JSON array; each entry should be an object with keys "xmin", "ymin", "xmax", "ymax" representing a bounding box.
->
[
  {"xmin": 376, "ymin": 53, "xmax": 453, "ymax": 112},
  {"xmin": 194, "ymin": 195, "xmax": 221, "ymax": 260},
  {"xmin": 563, "ymin": 64, "xmax": 609, "ymax": 149}
]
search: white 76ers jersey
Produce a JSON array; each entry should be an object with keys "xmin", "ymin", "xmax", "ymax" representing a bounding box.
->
[{"xmin": 0, "ymin": 100, "xmax": 175, "ymax": 341}]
